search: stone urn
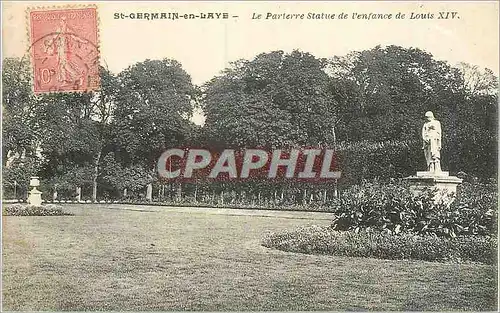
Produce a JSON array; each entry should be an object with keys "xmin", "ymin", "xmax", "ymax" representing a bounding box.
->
[{"xmin": 27, "ymin": 176, "xmax": 43, "ymax": 206}]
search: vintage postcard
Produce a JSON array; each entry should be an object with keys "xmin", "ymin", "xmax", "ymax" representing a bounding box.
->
[{"xmin": 2, "ymin": 1, "xmax": 498, "ymax": 311}]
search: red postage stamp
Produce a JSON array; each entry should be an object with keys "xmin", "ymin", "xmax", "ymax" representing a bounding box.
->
[{"xmin": 28, "ymin": 7, "xmax": 99, "ymax": 93}]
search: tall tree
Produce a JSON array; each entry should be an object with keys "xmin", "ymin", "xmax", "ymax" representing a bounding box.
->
[
  {"xmin": 456, "ymin": 62, "xmax": 498, "ymax": 96},
  {"xmin": 112, "ymin": 58, "xmax": 197, "ymax": 174},
  {"xmin": 202, "ymin": 50, "xmax": 337, "ymax": 148},
  {"xmin": 2, "ymin": 58, "xmax": 39, "ymax": 164},
  {"xmin": 327, "ymin": 45, "xmax": 497, "ymax": 179},
  {"xmin": 35, "ymin": 67, "xmax": 119, "ymax": 201},
  {"xmin": 329, "ymin": 45, "xmax": 466, "ymax": 142}
]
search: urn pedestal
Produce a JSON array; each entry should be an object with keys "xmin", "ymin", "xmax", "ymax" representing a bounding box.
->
[
  {"xmin": 405, "ymin": 171, "xmax": 462, "ymax": 204},
  {"xmin": 27, "ymin": 177, "xmax": 43, "ymax": 206}
]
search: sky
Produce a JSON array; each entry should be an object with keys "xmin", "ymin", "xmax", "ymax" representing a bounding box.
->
[{"xmin": 3, "ymin": 1, "xmax": 499, "ymax": 124}]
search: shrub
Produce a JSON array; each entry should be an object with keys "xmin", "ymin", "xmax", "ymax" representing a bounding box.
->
[
  {"xmin": 328, "ymin": 182, "xmax": 497, "ymax": 238},
  {"xmin": 450, "ymin": 182, "xmax": 497, "ymax": 235},
  {"xmin": 262, "ymin": 225, "xmax": 496, "ymax": 264},
  {"xmin": 3, "ymin": 203, "xmax": 73, "ymax": 216}
]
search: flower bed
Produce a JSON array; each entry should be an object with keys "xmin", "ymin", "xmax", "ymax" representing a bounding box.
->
[
  {"xmin": 262, "ymin": 225, "xmax": 496, "ymax": 264},
  {"xmin": 3, "ymin": 203, "xmax": 73, "ymax": 216}
]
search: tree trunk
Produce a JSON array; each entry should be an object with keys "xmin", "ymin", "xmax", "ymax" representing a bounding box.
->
[
  {"xmin": 332, "ymin": 125, "xmax": 337, "ymax": 147},
  {"xmin": 92, "ymin": 150, "xmax": 102, "ymax": 202},
  {"xmin": 176, "ymin": 183, "xmax": 182, "ymax": 201},
  {"xmin": 2, "ymin": 149, "xmax": 8, "ymax": 167},
  {"xmin": 146, "ymin": 183, "xmax": 153, "ymax": 201}
]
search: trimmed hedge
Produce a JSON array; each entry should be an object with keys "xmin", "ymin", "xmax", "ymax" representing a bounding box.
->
[
  {"xmin": 335, "ymin": 139, "xmax": 497, "ymax": 185},
  {"xmin": 3, "ymin": 203, "xmax": 73, "ymax": 216},
  {"xmin": 262, "ymin": 225, "xmax": 496, "ymax": 264},
  {"xmin": 335, "ymin": 140, "xmax": 421, "ymax": 186}
]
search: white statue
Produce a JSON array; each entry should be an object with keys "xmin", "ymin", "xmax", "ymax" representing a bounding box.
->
[{"xmin": 422, "ymin": 111, "xmax": 442, "ymax": 172}]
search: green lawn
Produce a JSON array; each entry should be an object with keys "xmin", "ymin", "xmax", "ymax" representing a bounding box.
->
[{"xmin": 2, "ymin": 204, "xmax": 497, "ymax": 311}]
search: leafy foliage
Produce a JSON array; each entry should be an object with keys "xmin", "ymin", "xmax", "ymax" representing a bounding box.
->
[
  {"xmin": 335, "ymin": 139, "xmax": 421, "ymax": 185},
  {"xmin": 113, "ymin": 59, "xmax": 197, "ymax": 168},
  {"xmin": 2, "ymin": 157, "xmax": 42, "ymax": 197},
  {"xmin": 2, "ymin": 58, "xmax": 39, "ymax": 162},
  {"xmin": 31, "ymin": 66, "xmax": 119, "ymax": 201},
  {"xmin": 2, "ymin": 45, "xmax": 498, "ymax": 201},
  {"xmin": 262, "ymin": 225, "xmax": 496, "ymax": 264},
  {"xmin": 3, "ymin": 203, "xmax": 73, "ymax": 216},
  {"xmin": 328, "ymin": 45, "xmax": 463, "ymax": 142},
  {"xmin": 456, "ymin": 62, "xmax": 498, "ymax": 96},
  {"xmin": 202, "ymin": 50, "xmax": 337, "ymax": 148},
  {"xmin": 329, "ymin": 182, "xmax": 497, "ymax": 238},
  {"xmin": 329, "ymin": 46, "xmax": 497, "ymax": 180},
  {"xmin": 100, "ymin": 153, "xmax": 151, "ymax": 192}
]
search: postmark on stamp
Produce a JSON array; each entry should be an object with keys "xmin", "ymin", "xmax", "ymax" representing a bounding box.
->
[{"xmin": 28, "ymin": 6, "xmax": 99, "ymax": 93}]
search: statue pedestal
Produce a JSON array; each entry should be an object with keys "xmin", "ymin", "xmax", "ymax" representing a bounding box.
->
[
  {"xmin": 405, "ymin": 171, "xmax": 462, "ymax": 204},
  {"xmin": 28, "ymin": 188, "xmax": 43, "ymax": 206}
]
